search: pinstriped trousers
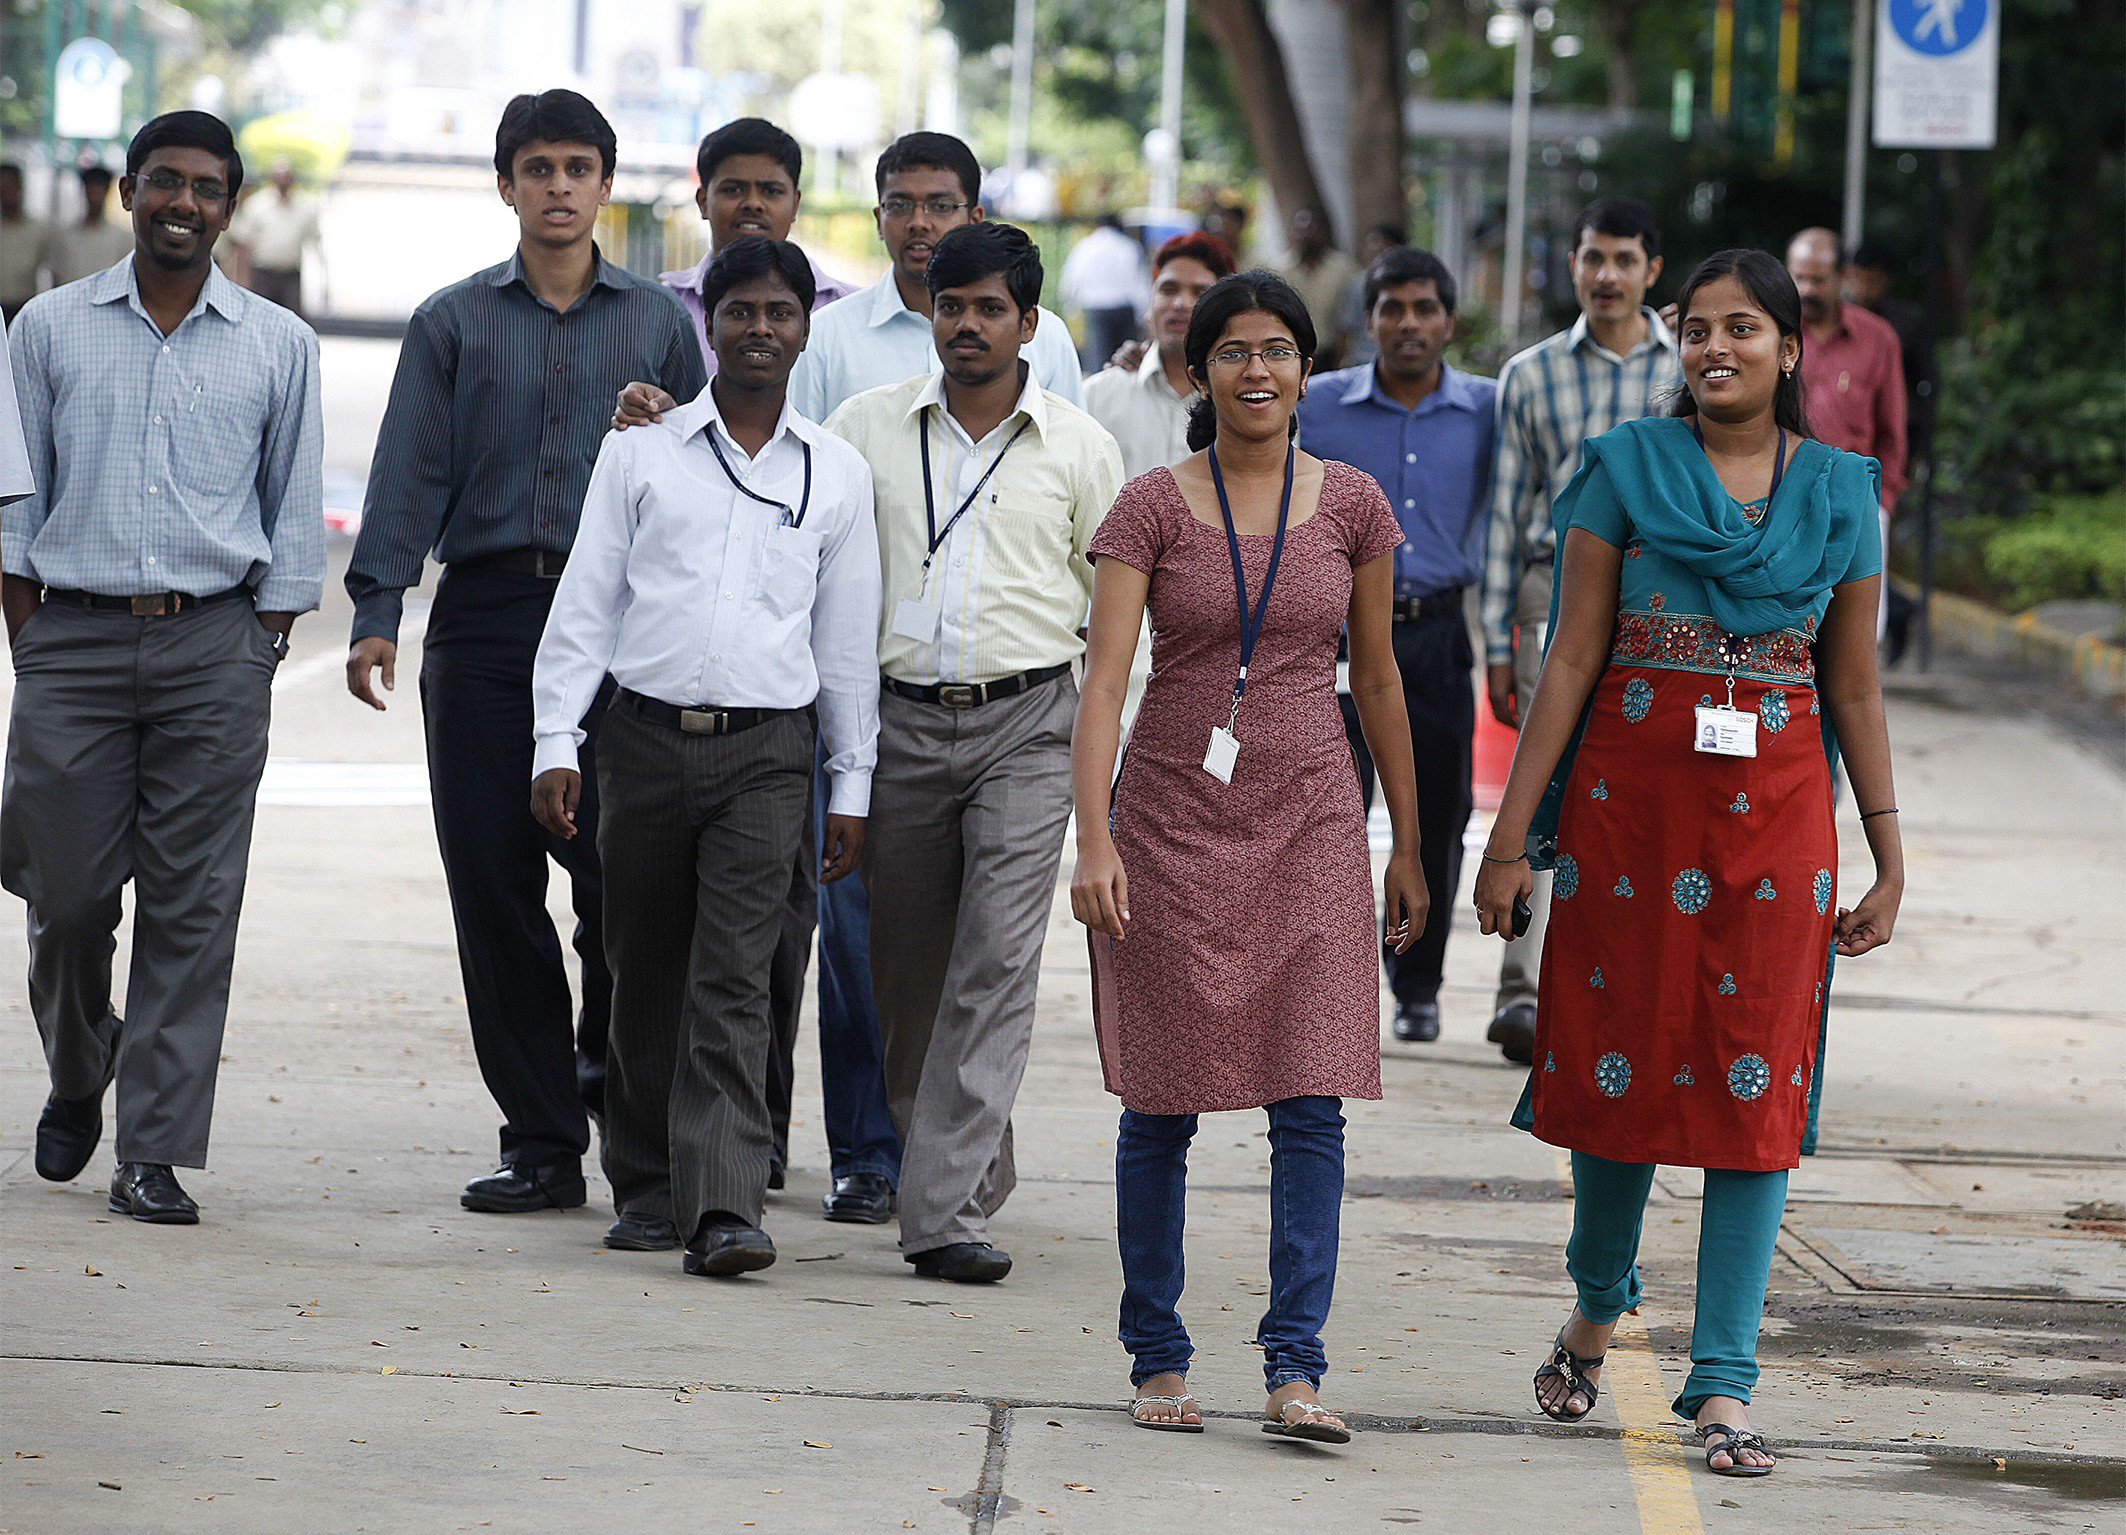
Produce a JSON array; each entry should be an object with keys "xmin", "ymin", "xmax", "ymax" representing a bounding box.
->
[
  {"xmin": 595, "ymin": 700, "xmax": 814, "ymax": 1239},
  {"xmin": 865, "ymin": 675, "xmax": 1077, "ymax": 1256}
]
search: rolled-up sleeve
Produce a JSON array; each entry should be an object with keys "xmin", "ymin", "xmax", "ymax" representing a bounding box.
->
[
  {"xmin": 252, "ymin": 325, "xmax": 325, "ymax": 611},
  {"xmin": 3, "ymin": 309, "xmax": 53, "ymax": 567}
]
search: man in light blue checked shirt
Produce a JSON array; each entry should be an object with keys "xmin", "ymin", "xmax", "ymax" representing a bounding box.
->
[
  {"xmin": 1, "ymin": 111, "xmax": 323, "ymax": 1226},
  {"xmin": 1477, "ymin": 197, "xmax": 1679, "ymax": 1065}
]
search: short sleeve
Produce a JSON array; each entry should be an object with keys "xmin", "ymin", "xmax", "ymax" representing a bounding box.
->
[
  {"xmin": 1335, "ymin": 465, "xmax": 1404, "ymax": 566},
  {"xmin": 1553, "ymin": 450, "xmax": 1631, "ymax": 548},
  {"xmin": 1834, "ymin": 451, "xmax": 1885, "ymax": 583},
  {"xmin": 1085, "ymin": 469, "xmax": 1175, "ymax": 574}
]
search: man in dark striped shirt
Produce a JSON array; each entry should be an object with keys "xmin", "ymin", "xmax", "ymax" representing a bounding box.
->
[{"xmin": 345, "ymin": 89, "xmax": 707, "ymax": 1216}]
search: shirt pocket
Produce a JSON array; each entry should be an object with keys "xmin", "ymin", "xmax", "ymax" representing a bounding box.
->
[
  {"xmin": 753, "ymin": 524, "xmax": 826, "ymax": 620},
  {"xmin": 172, "ymin": 373, "xmax": 270, "ymax": 498}
]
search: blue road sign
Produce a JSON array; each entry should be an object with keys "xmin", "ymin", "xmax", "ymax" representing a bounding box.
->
[{"xmin": 1889, "ymin": 0, "xmax": 1990, "ymax": 58}]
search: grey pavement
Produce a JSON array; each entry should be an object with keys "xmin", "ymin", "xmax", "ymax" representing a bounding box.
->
[{"xmin": 1, "ymin": 339, "xmax": 2122, "ymax": 1534}]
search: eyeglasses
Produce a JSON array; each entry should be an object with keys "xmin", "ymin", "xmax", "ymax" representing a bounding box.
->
[
  {"xmin": 879, "ymin": 196, "xmax": 969, "ymax": 220},
  {"xmin": 1206, "ymin": 345, "xmax": 1305, "ymax": 370},
  {"xmin": 140, "ymin": 169, "xmax": 229, "ymax": 204}
]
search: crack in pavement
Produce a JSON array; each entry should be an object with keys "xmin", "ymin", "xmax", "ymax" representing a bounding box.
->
[{"xmin": 6, "ymin": 1351, "xmax": 2118, "ymax": 1471}]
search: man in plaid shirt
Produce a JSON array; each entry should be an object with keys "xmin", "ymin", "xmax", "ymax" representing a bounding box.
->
[{"xmin": 1477, "ymin": 197, "xmax": 1680, "ymax": 1065}]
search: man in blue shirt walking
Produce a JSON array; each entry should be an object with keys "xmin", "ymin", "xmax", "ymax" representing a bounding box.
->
[{"xmin": 1297, "ymin": 247, "xmax": 1493, "ymax": 1046}]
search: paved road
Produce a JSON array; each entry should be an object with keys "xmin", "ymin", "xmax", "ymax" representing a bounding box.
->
[{"xmin": 1, "ymin": 341, "xmax": 2121, "ymax": 1533}]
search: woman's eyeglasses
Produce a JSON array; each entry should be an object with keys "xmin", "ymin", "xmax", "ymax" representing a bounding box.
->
[{"xmin": 1206, "ymin": 346, "xmax": 1304, "ymax": 370}]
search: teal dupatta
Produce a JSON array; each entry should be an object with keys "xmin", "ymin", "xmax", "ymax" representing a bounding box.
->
[{"xmin": 1517, "ymin": 415, "xmax": 1881, "ymax": 1154}]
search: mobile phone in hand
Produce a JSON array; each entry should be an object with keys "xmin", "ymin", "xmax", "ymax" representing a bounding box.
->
[{"xmin": 1511, "ymin": 893, "xmax": 1532, "ymax": 940}]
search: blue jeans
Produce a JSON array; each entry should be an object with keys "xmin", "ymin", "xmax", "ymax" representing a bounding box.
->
[
  {"xmin": 1116, "ymin": 1096, "xmax": 1345, "ymax": 1391},
  {"xmin": 1565, "ymin": 1150, "xmax": 1790, "ymax": 1418},
  {"xmin": 813, "ymin": 761, "xmax": 901, "ymax": 1183}
]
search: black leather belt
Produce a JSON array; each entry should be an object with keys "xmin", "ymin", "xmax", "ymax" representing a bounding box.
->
[
  {"xmin": 41, "ymin": 585, "xmax": 249, "ymax": 617},
  {"xmin": 882, "ymin": 662, "xmax": 1071, "ymax": 709},
  {"xmin": 464, "ymin": 547, "xmax": 569, "ymax": 578},
  {"xmin": 1392, "ymin": 587, "xmax": 1465, "ymax": 623},
  {"xmin": 616, "ymin": 687, "xmax": 808, "ymax": 737}
]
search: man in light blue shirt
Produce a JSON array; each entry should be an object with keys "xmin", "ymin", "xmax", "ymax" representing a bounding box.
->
[
  {"xmin": 2, "ymin": 111, "xmax": 323, "ymax": 1226},
  {"xmin": 1297, "ymin": 247, "xmax": 1493, "ymax": 1051},
  {"xmin": 787, "ymin": 132, "xmax": 1081, "ymax": 423}
]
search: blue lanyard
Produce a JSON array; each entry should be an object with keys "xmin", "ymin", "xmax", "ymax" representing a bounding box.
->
[
  {"xmin": 919, "ymin": 408, "xmax": 1031, "ymax": 572},
  {"xmin": 708, "ymin": 428, "xmax": 813, "ymax": 529},
  {"xmin": 1693, "ymin": 420, "xmax": 1788, "ymax": 504},
  {"xmin": 1208, "ymin": 440, "xmax": 1294, "ymax": 725}
]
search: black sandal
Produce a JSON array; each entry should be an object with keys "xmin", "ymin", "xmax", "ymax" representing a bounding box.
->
[
  {"xmin": 1696, "ymin": 1422, "xmax": 1776, "ymax": 1477},
  {"xmin": 1532, "ymin": 1328, "xmax": 1606, "ymax": 1422}
]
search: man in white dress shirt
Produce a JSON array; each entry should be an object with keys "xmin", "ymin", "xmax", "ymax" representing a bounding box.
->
[
  {"xmin": 826, "ymin": 223, "xmax": 1121, "ymax": 1284},
  {"xmin": 787, "ymin": 132, "xmax": 1083, "ymax": 423},
  {"xmin": 531, "ymin": 238, "xmax": 881, "ymax": 1277}
]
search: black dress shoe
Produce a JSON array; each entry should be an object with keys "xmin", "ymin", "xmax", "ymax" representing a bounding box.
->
[
  {"xmin": 108, "ymin": 1162, "xmax": 199, "ymax": 1224},
  {"xmin": 1487, "ymin": 1002, "xmax": 1538, "ymax": 1065},
  {"xmin": 1392, "ymin": 1001, "xmax": 1442, "ymax": 1043},
  {"xmin": 460, "ymin": 1163, "xmax": 587, "ymax": 1213},
  {"xmin": 906, "ymin": 1242, "xmax": 1012, "ymax": 1283},
  {"xmin": 767, "ymin": 1160, "xmax": 787, "ymax": 1191},
  {"xmin": 683, "ymin": 1218, "xmax": 776, "ymax": 1277},
  {"xmin": 35, "ymin": 1090, "xmax": 104, "ymax": 1182},
  {"xmin": 822, "ymin": 1172, "xmax": 896, "ymax": 1225},
  {"xmin": 604, "ymin": 1212, "xmax": 680, "ymax": 1251}
]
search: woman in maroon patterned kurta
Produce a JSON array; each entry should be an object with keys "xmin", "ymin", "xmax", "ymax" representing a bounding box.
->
[{"xmin": 1070, "ymin": 273, "xmax": 1426, "ymax": 1445}]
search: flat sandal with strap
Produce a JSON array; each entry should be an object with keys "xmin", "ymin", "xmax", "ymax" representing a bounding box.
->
[
  {"xmin": 1261, "ymin": 1399, "xmax": 1351, "ymax": 1445},
  {"xmin": 1129, "ymin": 1393, "xmax": 1205, "ymax": 1433},
  {"xmin": 1533, "ymin": 1327, "xmax": 1607, "ymax": 1422},
  {"xmin": 1697, "ymin": 1422, "xmax": 1776, "ymax": 1477}
]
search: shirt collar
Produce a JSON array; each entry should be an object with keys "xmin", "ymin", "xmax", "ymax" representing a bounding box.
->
[
  {"xmin": 1339, "ymin": 360, "xmax": 1479, "ymax": 413},
  {"xmin": 1567, "ymin": 305, "xmax": 1675, "ymax": 361},
  {"xmin": 488, "ymin": 244, "xmax": 631, "ymax": 295},
  {"xmin": 908, "ymin": 363, "xmax": 1050, "ymax": 441},
  {"xmin": 671, "ymin": 383, "xmax": 809, "ymax": 457},
  {"xmin": 90, "ymin": 254, "xmax": 247, "ymax": 326},
  {"xmin": 1135, "ymin": 341, "xmax": 1192, "ymax": 400},
  {"xmin": 866, "ymin": 269, "xmax": 922, "ymax": 329}
]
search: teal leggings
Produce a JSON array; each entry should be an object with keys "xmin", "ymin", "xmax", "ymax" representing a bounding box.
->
[{"xmin": 1566, "ymin": 1151, "xmax": 1790, "ymax": 1419}]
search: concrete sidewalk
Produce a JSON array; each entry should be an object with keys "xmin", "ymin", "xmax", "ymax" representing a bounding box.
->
[{"xmin": 2, "ymin": 548, "xmax": 2122, "ymax": 1534}]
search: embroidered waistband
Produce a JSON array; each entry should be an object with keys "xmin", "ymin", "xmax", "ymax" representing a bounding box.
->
[{"xmin": 1609, "ymin": 610, "xmax": 1815, "ymax": 684}]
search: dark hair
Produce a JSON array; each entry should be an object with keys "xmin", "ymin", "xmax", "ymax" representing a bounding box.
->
[
  {"xmin": 702, "ymin": 235, "xmax": 816, "ymax": 316},
  {"xmin": 125, "ymin": 111, "xmax": 243, "ymax": 200},
  {"xmin": 1667, "ymin": 248, "xmax": 1812, "ymax": 438},
  {"xmin": 1152, "ymin": 230, "xmax": 1235, "ymax": 279},
  {"xmin": 1182, "ymin": 270, "xmax": 1317, "ymax": 452},
  {"xmin": 494, "ymin": 89, "xmax": 616, "ymax": 181},
  {"xmin": 925, "ymin": 221, "xmax": 1042, "ymax": 314},
  {"xmin": 1571, "ymin": 196, "xmax": 1661, "ymax": 261},
  {"xmin": 1847, "ymin": 239, "xmax": 1897, "ymax": 273},
  {"xmin": 1362, "ymin": 245, "xmax": 1457, "ymax": 316},
  {"xmin": 79, "ymin": 165, "xmax": 113, "ymax": 186},
  {"xmin": 1366, "ymin": 221, "xmax": 1406, "ymax": 247},
  {"xmin": 874, "ymin": 131, "xmax": 981, "ymax": 206},
  {"xmin": 0, "ymin": 162, "xmax": 22, "ymax": 182},
  {"xmin": 697, "ymin": 117, "xmax": 801, "ymax": 189}
]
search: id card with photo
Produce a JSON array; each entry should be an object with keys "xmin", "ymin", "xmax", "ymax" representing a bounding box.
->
[
  {"xmin": 891, "ymin": 598, "xmax": 941, "ymax": 643},
  {"xmin": 1693, "ymin": 704, "xmax": 1758, "ymax": 758}
]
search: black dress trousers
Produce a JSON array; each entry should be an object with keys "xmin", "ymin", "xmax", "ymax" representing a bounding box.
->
[
  {"xmin": 1341, "ymin": 608, "xmax": 1476, "ymax": 1007},
  {"xmin": 420, "ymin": 560, "xmax": 611, "ymax": 1173}
]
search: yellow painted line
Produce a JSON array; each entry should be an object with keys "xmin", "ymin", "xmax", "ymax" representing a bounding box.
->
[{"xmin": 1548, "ymin": 1148, "xmax": 1705, "ymax": 1535}]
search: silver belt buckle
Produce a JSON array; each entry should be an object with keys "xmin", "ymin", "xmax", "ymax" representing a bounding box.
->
[
  {"xmin": 678, "ymin": 708, "xmax": 729, "ymax": 735},
  {"xmin": 936, "ymin": 683, "xmax": 980, "ymax": 708}
]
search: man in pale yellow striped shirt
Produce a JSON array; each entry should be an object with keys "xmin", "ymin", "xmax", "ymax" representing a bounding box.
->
[{"xmin": 826, "ymin": 222, "xmax": 1122, "ymax": 1283}]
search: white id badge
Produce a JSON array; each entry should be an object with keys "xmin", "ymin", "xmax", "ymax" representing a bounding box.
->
[
  {"xmin": 1202, "ymin": 726, "xmax": 1240, "ymax": 784},
  {"xmin": 890, "ymin": 598, "xmax": 941, "ymax": 643},
  {"xmin": 1693, "ymin": 705, "xmax": 1759, "ymax": 758}
]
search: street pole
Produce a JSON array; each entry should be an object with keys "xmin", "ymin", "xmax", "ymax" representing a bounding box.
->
[
  {"xmin": 1500, "ymin": 0, "xmax": 1537, "ymax": 346},
  {"xmin": 1841, "ymin": 0, "xmax": 1872, "ymax": 250},
  {"xmin": 1151, "ymin": 0, "xmax": 1187, "ymax": 215},
  {"xmin": 1916, "ymin": 148, "xmax": 1943, "ymax": 673},
  {"xmin": 819, "ymin": 0, "xmax": 845, "ymax": 200},
  {"xmin": 1006, "ymin": 0, "xmax": 1036, "ymax": 180}
]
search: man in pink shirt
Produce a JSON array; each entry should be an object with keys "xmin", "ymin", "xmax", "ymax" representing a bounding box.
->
[
  {"xmin": 1787, "ymin": 228, "xmax": 1908, "ymax": 510},
  {"xmin": 660, "ymin": 118, "xmax": 857, "ymax": 373}
]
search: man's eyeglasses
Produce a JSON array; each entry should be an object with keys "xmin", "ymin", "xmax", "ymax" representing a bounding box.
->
[
  {"xmin": 1206, "ymin": 345, "xmax": 1305, "ymax": 370},
  {"xmin": 878, "ymin": 196, "xmax": 969, "ymax": 220},
  {"xmin": 140, "ymin": 170, "xmax": 229, "ymax": 205}
]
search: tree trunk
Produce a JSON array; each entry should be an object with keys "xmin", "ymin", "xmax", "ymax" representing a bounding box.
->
[
  {"xmin": 1344, "ymin": 0, "xmax": 1407, "ymax": 237},
  {"xmin": 1196, "ymin": 0, "xmax": 1331, "ymax": 237},
  {"xmin": 1587, "ymin": 0, "xmax": 1640, "ymax": 110}
]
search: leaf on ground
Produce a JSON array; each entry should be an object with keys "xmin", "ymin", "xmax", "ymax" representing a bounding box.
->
[
  {"xmin": 1065, "ymin": 1482, "xmax": 1096, "ymax": 1492},
  {"xmin": 621, "ymin": 1444, "xmax": 664, "ymax": 1455},
  {"xmin": 15, "ymin": 1451, "xmax": 43, "ymax": 1459},
  {"xmin": 379, "ymin": 1366, "xmax": 397, "ymax": 1375},
  {"xmin": 504, "ymin": 1409, "xmax": 540, "ymax": 1416},
  {"xmin": 98, "ymin": 1480, "xmax": 121, "ymax": 1490},
  {"xmin": 83, "ymin": 1266, "xmax": 101, "ymax": 1277},
  {"xmin": 802, "ymin": 1440, "xmax": 833, "ymax": 1449}
]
